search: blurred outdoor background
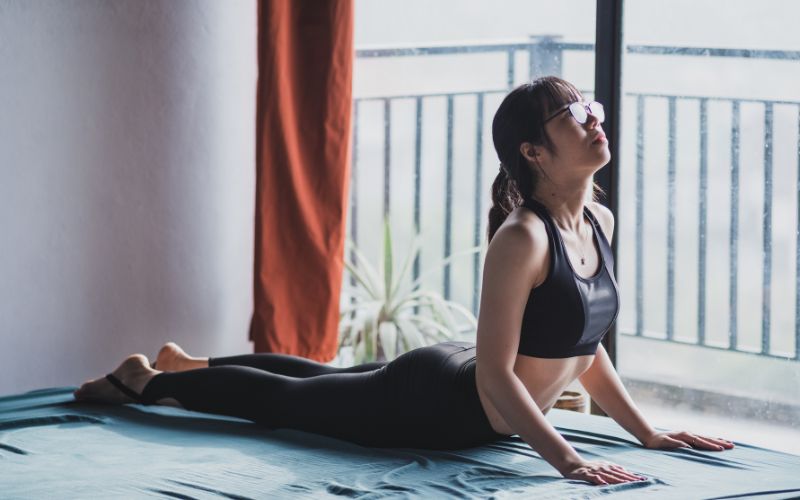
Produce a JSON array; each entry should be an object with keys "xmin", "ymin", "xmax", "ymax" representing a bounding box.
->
[{"xmin": 341, "ymin": 0, "xmax": 800, "ymax": 454}]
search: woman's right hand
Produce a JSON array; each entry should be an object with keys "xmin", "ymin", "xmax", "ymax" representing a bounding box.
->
[{"xmin": 560, "ymin": 460, "xmax": 647, "ymax": 486}]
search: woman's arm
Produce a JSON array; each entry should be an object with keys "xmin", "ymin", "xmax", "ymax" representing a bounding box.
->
[
  {"xmin": 577, "ymin": 344, "xmax": 657, "ymax": 444},
  {"xmin": 477, "ymin": 367, "xmax": 585, "ymax": 473},
  {"xmin": 579, "ymin": 344, "xmax": 735, "ymax": 451},
  {"xmin": 583, "ymin": 202, "xmax": 734, "ymax": 452},
  {"xmin": 476, "ymin": 221, "xmax": 643, "ymax": 484},
  {"xmin": 579, "ymin": 203, "xmax": 656, "ymax": 442},
  {"xmin": 476, "ymin": 223, "xmax": 583, "ymax": 473}
]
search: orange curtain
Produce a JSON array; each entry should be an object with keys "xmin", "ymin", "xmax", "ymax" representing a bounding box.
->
[{"xmin": 249, "ymin": 0, "xmax": 354, "ymax": 361}]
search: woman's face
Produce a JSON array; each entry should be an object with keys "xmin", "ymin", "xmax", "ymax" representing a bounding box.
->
[{"xmin": 524, "ymin": 96, "xmax": 611, "ymax": 178}]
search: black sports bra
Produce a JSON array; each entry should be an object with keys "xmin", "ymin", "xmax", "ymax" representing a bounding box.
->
[{"xmin": 517, "ymin": 197, "xmax": 620, "ymax": 358}]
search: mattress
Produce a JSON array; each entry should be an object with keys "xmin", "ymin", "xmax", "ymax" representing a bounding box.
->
[{"xmin": 1, "ymin": 387, "xmax": 799, "ymax": 499}]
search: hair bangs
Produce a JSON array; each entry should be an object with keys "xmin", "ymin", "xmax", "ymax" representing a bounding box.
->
[{"xmin": 537, "ymin": 79, "xmax": 582, "ymax": 118}]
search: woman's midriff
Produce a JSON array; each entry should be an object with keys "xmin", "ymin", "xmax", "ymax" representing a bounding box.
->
[{"xmin": 475, "ymin": 353, "xmax": 596, "ymax": 436}]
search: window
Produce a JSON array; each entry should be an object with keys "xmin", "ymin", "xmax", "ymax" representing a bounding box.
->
[
  {"xmin": 615, "ymin": 0, "xmax": 800, "ymax": 454},
  {"xmin": 349, "ymin": 0, "xmax": 596, "ymax": 314}
]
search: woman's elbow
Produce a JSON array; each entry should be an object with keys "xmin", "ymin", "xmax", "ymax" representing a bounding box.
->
[{"xmin": 475, "ymin": 362, "xmax": 516, "ymax": 392}]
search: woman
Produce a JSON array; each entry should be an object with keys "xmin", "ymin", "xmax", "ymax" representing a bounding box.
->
[{"xmin": 75, "ymin": 76, "xmax": 734, "ymax": 487}]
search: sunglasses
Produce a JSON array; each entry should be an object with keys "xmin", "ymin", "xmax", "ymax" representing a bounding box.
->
[{"xmin": 543, "ymin": 101, "xmax": 605, "ymax": 125}]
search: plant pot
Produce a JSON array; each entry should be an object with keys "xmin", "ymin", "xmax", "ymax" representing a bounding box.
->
[{"xmin": 554, "ymin": 390, "xmax": 587, "ymax": 413}]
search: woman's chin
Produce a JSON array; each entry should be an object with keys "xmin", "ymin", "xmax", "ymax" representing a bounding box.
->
[{"xmin": 595, "ymin": 149, "xmax": 611, "ymax": 166}]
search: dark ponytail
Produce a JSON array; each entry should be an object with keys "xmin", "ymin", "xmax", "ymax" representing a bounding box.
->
[{"xmin": 487, "ymin": 76, "xmax": 606, "ymax": 243}]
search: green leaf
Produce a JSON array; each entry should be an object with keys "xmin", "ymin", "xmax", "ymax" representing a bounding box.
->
[
  {"xmin": 406, "ymin": 291, "xmax": 458, "ymax": 338},
  {"xmin": 397, "ymin": 326, "xmax": 410, "ymax": 353},
  {"xmin": 354, "ymin": 335, "xmax": 366, "ymax": 364},
  {"xmin": 361, "ymin": 312, "xmax": 381, "ymax": 362},
  {"xmin": 443, "ymin": 300, "xmax": 478, "ymax": 329},
  {"xmin": 339, "ymin": 315, "xmax": 363, "ymax": 348},
  {"xmin": 406, "ymin": 315, "xmax": 456, "ymax": 341},
  {"xmin": 363, "ymin": 314, "xmax": 374, "ymax": 362},
  {"xmin": 388, "ymin": 233, "xmax": 423, "ymax": 308},
  {"xmin": 407, "ymin": 244, "xmax": 484, "ymax": 291},
  {"xmin": 343, "ymin": 258, "xmax": 379, "ymax": 299},
  {"xmin": 387, "ymin": 288, "xmax": 439, "ymax": 316},
  {"xmin": 344, "ymin": 239, "xmax": 384, "ymax": 300},
  {"xmin": 382, "ymin": 215, "xmax": 393, "ymax": 305},
  {"xmin": 396, "ymin": 317, "xmax": 426, "ymax": 350},
  {"xmin": 378, "ymin": 321, "xmax": 398, "ymax": 361},
  {"xmin": 390, "ymin": 299, "xmax": 426, "ymax": 315},
  {"xmin": 340, "ymin": 300, "xmax": 382, "ymax": 318},
  {"xmin": 427, "ymin": 294, "xmax": 459, "ymax": 335},
  {"xmin": 341, "ymin": 283, "xmax": 377, "ymax": 303},
  {"xmin": 371, "ymin": 315, "xmax": 381, "ymax": 361}
]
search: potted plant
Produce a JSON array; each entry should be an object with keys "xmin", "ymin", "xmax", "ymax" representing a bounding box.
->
[{"xmin": 339, "ymin": 215, "xmax": 484, "ymax": 363}]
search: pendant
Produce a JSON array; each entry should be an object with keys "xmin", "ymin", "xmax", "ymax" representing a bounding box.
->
[{"xmin": 580, "ymin": 258, "xmax": 585, "ymax": 265}]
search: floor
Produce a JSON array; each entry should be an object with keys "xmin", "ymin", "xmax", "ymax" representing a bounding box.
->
[{"xmin": 634, "ymin": 399, "xmax": 800, "ymax": 456}]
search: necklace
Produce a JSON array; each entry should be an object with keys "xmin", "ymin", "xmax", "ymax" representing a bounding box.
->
[
  {"xmin": 530, "ymin": 197, "xmax": 593, "ymax": 265},
  {"xmin": 577, "ymin": 218, "xmax": 591, "ymax": 265}
]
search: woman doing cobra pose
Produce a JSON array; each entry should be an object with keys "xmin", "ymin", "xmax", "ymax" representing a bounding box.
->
[{"xmin": 74, "ymin": 76, "xmax": 734, "ymax": 486}]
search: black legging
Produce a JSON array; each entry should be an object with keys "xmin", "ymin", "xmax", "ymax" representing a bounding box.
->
[{"xmin": 139, "ymin": 341, "xmax": 507, "ymax": 450}]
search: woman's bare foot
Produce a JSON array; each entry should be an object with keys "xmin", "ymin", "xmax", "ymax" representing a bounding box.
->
[
  {"xmin": 73, "ymin": 354, "xmax": 185, "ymax": 408},
  {"xmin": 154, "ymin": 342, "xmax": 209, "ymax": 372},
  {"xmin": 73, "ymin": 354, "xmax": 156, "ymax": 404}
]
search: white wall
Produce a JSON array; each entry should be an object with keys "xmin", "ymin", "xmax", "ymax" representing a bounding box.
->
[{"xmin": 0, "ymin": 0, "xmax": 257, "ymax": 396}]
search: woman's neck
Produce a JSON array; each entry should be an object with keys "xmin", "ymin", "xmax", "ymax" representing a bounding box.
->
[{"xmin": 531, "ymin": 180, "xmax": 593, "ymax": 233}]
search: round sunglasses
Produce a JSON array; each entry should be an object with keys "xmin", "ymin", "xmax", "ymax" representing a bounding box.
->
[{"xmin": 543, "ymin": 101, "xmax": 605, "ymax": 125}]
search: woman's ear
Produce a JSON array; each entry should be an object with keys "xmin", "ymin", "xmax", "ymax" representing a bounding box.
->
[{"xmin": 519, "ymin": 142, "xmax": 541, "ymax": 163}]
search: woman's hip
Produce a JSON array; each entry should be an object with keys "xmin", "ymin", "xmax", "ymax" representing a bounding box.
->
[{"xmin": 379, "ymin": 341, "xmax": 477, "ymax": 414}]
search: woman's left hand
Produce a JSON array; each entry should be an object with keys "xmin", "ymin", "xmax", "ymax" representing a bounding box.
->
[{"xmin": 643, "ymin": 431, "xmax": 735, "ymax": 451}]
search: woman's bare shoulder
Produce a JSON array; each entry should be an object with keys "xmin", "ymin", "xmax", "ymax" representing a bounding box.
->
[
  {"xmin": 476, "ymin": 207, "xmax": 550, "ymax": 375},
  {"xmin": 587, "ymin": 201, "xmax": 615, "ymax": 244},
  {"xmin": 486, "ymin": 207, "xmax": 549, "ymax": 288},
  {"xmin": 507, "ymin": 203, "xmax": 549, "ymax": 233}
]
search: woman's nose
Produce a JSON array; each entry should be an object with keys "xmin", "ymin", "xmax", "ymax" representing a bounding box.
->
[{"xmin": 585, "ymin": 113, "xmax": 600, "ymax": 128}]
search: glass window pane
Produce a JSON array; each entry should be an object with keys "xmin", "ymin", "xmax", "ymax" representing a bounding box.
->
[
  {"xmin": 340, "ymin": 1, "xmax": 596, "ymax": 367},
  {"xmin": 349, "ymin": 0, "xmax": 595, "ymax": 312},
  {"xmin": 616, "ymin": 0, "xmax": 800, "ymax": 454}
]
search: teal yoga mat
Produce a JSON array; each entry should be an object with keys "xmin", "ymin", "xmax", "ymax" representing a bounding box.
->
[{"xmin": 1, "ymin": 387, "xmax": 799, "ymax": 499}]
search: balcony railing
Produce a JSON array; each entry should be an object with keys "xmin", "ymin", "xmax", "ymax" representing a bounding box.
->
[{"xmin": 348, "ymin": 37, "xmax": 800, "ymax": 362}]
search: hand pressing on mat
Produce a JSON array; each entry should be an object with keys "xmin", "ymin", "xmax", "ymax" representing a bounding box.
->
[
  {"xmin": 560, "ymin": 459, "xmax": 647, "ymax": 486},
  {"xmin": 643, "ymin": 431, "xmax": 735, "ymax": 451}
]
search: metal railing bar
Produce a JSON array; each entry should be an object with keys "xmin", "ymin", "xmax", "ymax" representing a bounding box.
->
[
  {"xmin": 698, "ymin": 98, "xmax": 709, "ymax": 346},
  {"xmin": 444, "ymin": 95, "xmax": 454, "ymax": 300},
  {"xmin": 355, "ymin": 90, "xmax": 509, "ymax": 102},
  {"xmin": 506, "ymin": 49, "xmax": 515, "ymax": 89},
  {"xmin": 796, "ymin": 105, "xmax": 800, "ymax": 360},
  {"xmin": 636, "ymin": 94, "xmax": 645, "ymax": 336},
  {"xmin": 356, "ymin": 40, "xmax": 552, "ymax": 57},
  {"xmin": 383, "ymin": 99, "xmax": 391, "ymax": 216},
  {"xmin": 626, "ymin": 93, "xmax": 800, "ymax": 106},
  {"xmin": 729, "ymin": 101, "xmax": 740, "ymax": 351},
  {"xmin": 625, "ymin": 45, "xmax": 800, "ymax": 61},
  {"xmin": 762, "ymin": 102, "xmax": 774, "ymax": 355},
  {"xmin": 357, "ymin": 92, "xmax": 800, "ymax": 107},
  {"xmin": 667, "ymin": 97, "xmax": 676, "ymax": 341},
  {"xmin": 349, "ymin": 100, "xmax": 359, "ymax": 290},
  {"xmin": 413, "ymin": 97, "xmax": 423, "ymax": 287},
  {"xmin": 473, "ymin": 93, "xmax": 485, "ymax": 313},
  {"xmin": 357, "ymin": 40, "xmax": 800, "ymax": 61}
]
